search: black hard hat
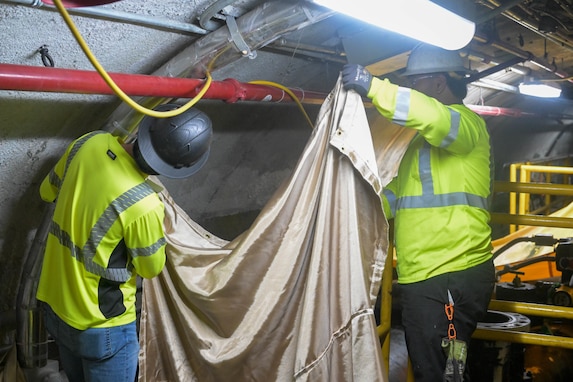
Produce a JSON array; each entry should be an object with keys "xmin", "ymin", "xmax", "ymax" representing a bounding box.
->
[{"xmin": 134, "ymin": 104, "xmax": 213, "ymax": 179}]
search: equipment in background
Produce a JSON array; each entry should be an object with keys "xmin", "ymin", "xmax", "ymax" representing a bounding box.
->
[{"xmin": 468, "ymin": 235, "xmax": 573, "ymax": 381}]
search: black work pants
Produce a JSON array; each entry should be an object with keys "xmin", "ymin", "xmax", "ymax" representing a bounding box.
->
[{"xmin": 396, "ymin": 259, "xmax": 495, "ymax": 382}]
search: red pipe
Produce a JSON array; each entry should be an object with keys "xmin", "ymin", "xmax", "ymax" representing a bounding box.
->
[
  {"xmin": 0, "ymin": 64, "xmax": 327, "ymax": 105},
  {"xmin": 467, "ymin": 105, "xmax": 536, "ymax": 118},
  {"xmin": 2, "ymin": 64, "xmax": 560, "ymax": 118}
]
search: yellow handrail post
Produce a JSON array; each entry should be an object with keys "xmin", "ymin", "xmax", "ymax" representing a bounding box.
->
[
  {"xmin": 509, "ymin": 163, "xmax": 518, "ymax": 233},
  {"xmin": 378, "ymin": 223, "xmax": 394, "ymax": 377},
  {"xmin": 518, "ymin": 164, "xmax": 528, "ymax": 229}
]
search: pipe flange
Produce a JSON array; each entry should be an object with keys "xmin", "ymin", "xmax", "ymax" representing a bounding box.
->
[{"xmin": 477, "ymin": 310, "xmax": 531, "ymax": 332}]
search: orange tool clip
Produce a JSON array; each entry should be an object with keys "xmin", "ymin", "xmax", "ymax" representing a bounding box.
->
[{"xmin": 445, "ymin": 290, "xmax": 456, "ymax": 339}]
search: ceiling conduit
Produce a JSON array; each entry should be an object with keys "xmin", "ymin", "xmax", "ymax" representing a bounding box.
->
[
  {"xmin": 481, "ymin": 0, "xmax": 573, "ymax": 53},
  {"xmin": 99, "ymin": 1, "xmax": 334, "ymax": 136},
  {"xmin": 473, "ymin": 32, "xmax": 573, "ymax": 85},
  {"xmin": 0, "ymin": 0, "xmax": 208, "ymax": 35}
]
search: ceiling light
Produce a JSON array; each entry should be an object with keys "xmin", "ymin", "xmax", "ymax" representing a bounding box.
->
[
  {"xmin": 518, "ymin": 81, "xmax": 562, "ymax": 98},
  {"xmin": 312, "ymin": 0, "xmax": 475, "ymax": 50}
]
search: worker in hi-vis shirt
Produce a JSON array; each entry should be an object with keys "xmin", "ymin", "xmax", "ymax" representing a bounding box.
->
[
  {"xmin": 342, "ymin": 44, "xmax": 495, "ymax": 382},
  {"xmin": 36, "ymin": 104, "xmax": 212, "ymax": 382}
]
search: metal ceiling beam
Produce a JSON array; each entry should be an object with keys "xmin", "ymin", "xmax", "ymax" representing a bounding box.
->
[
  {"xmin": 473, "ymin": 33, "xmax": 573, "ymax": 85},
  {"xmin": 466, "ymin": 55, "xmax": 529, "ymax": 83}
]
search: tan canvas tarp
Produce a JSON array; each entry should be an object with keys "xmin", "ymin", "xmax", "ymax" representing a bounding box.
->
[{"xmin": 139, "ymin": 78, "xmax": 392, "ymax": 381}]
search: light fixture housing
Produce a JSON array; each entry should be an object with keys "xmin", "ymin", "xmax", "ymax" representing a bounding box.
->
[
  {"xmin": 312, "ymin": 0, "xmax": 475, "ymax": 50},
  {"xmin": 518, "ymin": 81, "xmax": 562, "ymax": 98}
]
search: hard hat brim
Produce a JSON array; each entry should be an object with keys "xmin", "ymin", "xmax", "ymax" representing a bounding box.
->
[
  {"xmin": 137, "ymin": 116, "xmax": 210, "ymax": 179},
  {"xmin": 402, "ymin": 65, "xmax": 470, "ymax": 77},
  {"xmin": 402, "ymin": 43, "xmax": 471, "ymax": 77}
]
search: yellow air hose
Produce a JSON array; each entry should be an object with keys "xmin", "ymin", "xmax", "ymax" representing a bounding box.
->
[
  {"xmin": 52, "ymin": 0, "xmax": 211, "ymax": 118},
  {"xmin": 52, "ymin": 0, "xmax": 314, "ymax": 128}
]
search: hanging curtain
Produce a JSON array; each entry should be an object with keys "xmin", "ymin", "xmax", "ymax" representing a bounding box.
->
[{"xmin": 139, "ymin": 77, "xmax": 393, "ymax": 382}]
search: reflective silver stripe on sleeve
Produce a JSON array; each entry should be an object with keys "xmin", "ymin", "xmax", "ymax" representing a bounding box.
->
[
  {"xmin": 83, "ymin": 182, "xmax": 156, "ymax": 282},
  {"xmin": 439, "ymin": 109, "xmax": 461, "ymax": 148},
  {"xmin": 48, "ymin": 169, "xmax": 62, "ymax": 191},
  {"xmin": 49, "ymin": 182, "xmax": 157, "ymax": 283},
  {"xmin": 49, "ymin": 131, "xmax": 105, "ymax": 190},
  {"xmin": 63, "ymin": 131, "xmax": 104, "ymax": 179},
  {"xmin": 130, "ymin": 237, "xmax": 166, "ymax": 258},
  {"xmin": 392, "ymin": 87, "xmax": 411, "ymax": 126}
]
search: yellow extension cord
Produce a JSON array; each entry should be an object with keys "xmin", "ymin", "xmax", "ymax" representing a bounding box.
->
[
  {"xmin": 53, "ymin": 0, "xmax": 211, "ymax": 118},
  {"xmin": 52, "ymin": 0, "xmax": 314, "ymax": 127},
  {"xmin": 248, "ymin": 80, "xmax": 314, "ymax": 129}
]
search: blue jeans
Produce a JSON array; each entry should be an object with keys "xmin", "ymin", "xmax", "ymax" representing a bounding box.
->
[{"xmin": 43, "ymin": 304, "xmax": 139, "ymax": 382}]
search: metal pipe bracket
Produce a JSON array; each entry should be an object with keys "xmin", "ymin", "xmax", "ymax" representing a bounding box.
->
[{"xmin": 226, "ymin": 16, "xmax": 256, "ymax": 59}]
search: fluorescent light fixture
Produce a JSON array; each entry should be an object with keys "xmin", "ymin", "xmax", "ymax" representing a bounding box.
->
[
  {"xmin": 312, "ymin": 0, "xmax": 475, "ymax": 50},
  {"xmin": 518, "ymin": 81, "xmax": 562, "ymax": 98}
]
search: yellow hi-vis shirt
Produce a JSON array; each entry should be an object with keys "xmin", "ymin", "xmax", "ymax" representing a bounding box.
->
[
  {"xmin": 368, "ymin": 78, "xmax": 493, "ymax": 284},
  {"xmin": 36, "ymin": 131, "xmax": 166, "ymax": 330}
]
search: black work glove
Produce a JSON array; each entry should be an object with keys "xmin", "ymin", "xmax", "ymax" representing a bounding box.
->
[{"xmin": 342, "ymin": 64, "xmax": 372, "ymax": 97}]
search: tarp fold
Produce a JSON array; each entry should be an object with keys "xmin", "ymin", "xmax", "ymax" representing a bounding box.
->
[{"xmin": 139, "ymin": 77, "xmax": 388, "ymax": 381}]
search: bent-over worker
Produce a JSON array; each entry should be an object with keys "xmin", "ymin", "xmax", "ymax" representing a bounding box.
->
[{"xmin": 36, "ymin": 104, "xmax": 213, "ymax": 382}]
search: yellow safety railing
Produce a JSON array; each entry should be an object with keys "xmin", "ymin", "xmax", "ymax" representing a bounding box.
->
[
  {"xmin": 475, "ymin": 175, "xmax": 573, "ymax": 369},
  {"xmin": 493, "ymin": 180, "xmax": 573, "ymax": 229},
  {"xmin": 474, "ymin": 300, "xmax": 573, "ymax": 350},
  {"xmin": 508, "ymin": 163, "xmax": 573, "ymax": 233},
  {"xmin": 377, "ymin": 224, "xmax": 394, "ymax": 378}
]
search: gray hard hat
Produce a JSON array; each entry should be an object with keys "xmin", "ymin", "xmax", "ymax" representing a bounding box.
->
[
  {"xmin": 402, "ymin": 44, "xmax": 469, "ymax": 77},
  {"xmin": 134, "ymin": 104, "xmax": 213, "ymax": 179}
]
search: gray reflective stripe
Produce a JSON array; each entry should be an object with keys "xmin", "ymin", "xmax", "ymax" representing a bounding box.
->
[
  {"xmin": 392, "ymin": 87, "xmax": 411, "ymax": 126},
  {"xmin": 48, "ymin": 170, "xmax": 61, "ymax": 191},
  {"xmin": 439, "ymin": 109, "xmax": 461, "ymax": 148},
  {"xmin": 50, "ymin": 221, "xmax": 81, "ymax": 261},
  {"xmin": 383, "ymin": 188, "xmax": 397, "ymax": 217},
  {"xmin": 48, "ymin": 131, "xmax": 105, "ymax": 191},
  {"xmin": 488, "ymin": 144, "xmax": 495, "ymax": 210},
  {"xmin": 130, "ymin": 237, "xmax": 166, "ymax": 258},
  {"xmin": 398, "ymin": 192, "xmax": 489, "ymax": 210},
  {"xmin": 50, "ymin": 182, "xmax": 157, "ymax": 283},
  {"xmin": 394, "ymin": 140, "xmax": 488, "ymax": 212},
  {"xmin": 419, "ymin": 142, "xmax": 433, "ymax": 195},
  {"xmin": 83, "ymin": 182, "xmax": 156, "ymax": 282}
]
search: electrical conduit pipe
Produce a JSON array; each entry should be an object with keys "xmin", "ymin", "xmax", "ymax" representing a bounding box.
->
[
  {"xmin": 0, "ymin": 63, "xmax": 328, "ymax": 104},
  {"xmin": 4, "ymin": 64, "xmax": 572, "ymax": 120}
]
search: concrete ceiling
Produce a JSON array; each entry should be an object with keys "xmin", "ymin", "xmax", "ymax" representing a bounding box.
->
[{"xmin": 3, "ymin": 0, "xmax": 573, "ymax": 363}]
